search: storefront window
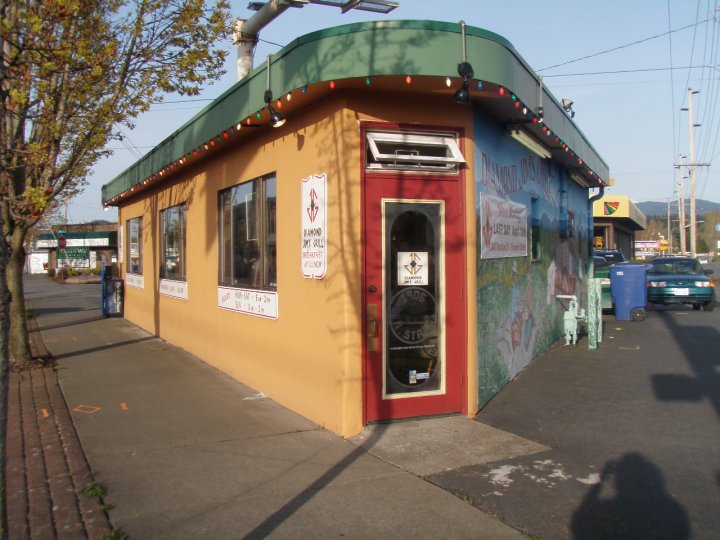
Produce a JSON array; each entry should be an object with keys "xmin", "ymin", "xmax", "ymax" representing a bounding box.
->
[
  {"xmin": 127, "ymin": 217, "xmax": 142, "ymax": 274},
  {"xmin": 219, "ymin": 175, "xmax": 276, "ymax": 290},
  {"xmin": 160, "ymin": 204, "xmax": 186, "ymax": 280}
]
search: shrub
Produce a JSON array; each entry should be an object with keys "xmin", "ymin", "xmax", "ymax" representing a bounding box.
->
[{"xmin": 62, "ymin": 266, "xmax": 80, "ymax": 277}]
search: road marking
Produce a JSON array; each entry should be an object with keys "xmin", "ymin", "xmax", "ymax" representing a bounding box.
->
[{"xmin": 73, "ymin": 405, "xmax": 101, "ymax": 414}]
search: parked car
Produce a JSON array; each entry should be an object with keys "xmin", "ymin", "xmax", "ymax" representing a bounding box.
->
[
  {"xmin": 698, "ymin": 255, "xmax": 709, "ymax": 265},
  {"xmin": 594, "ymin": 250, "xmax": 625, "ymax": 264},
  {"xmin": 646, "ymin": 256, "xmax": 715, "ymax": 311}
]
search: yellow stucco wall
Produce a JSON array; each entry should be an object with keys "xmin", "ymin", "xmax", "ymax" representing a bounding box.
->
[{"xmin": 118, "ymin": 91, "xmax": 477, "ymax": 436}]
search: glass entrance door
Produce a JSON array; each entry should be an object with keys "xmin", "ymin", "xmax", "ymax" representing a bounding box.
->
[
  {"xmin": 364, "ymin": 175, "xmax": 466, "ymax": 422},
  {"xmin": 384, "ymin": 202, "xmax": 444, "ymax": 397}
]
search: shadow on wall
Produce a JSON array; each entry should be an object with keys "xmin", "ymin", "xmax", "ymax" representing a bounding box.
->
[{"xmin": 571, "ymin": 452, "xmax": 690, "ymax": 540}]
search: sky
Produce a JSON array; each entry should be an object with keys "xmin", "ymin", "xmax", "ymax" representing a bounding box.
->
[{"xmin": 71, "ymin": 0, "xmax": 720, "ymax": 223}]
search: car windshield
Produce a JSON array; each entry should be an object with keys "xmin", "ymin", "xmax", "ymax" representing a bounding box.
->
[{"xmin": 649, "ymin": 259, "xmax": 704, "ymax": 275}]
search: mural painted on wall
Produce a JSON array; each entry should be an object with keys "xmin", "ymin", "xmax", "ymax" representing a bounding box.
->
[{"xmin": 473, "ymin": 108, "xmax": 589, "ymax": 407}]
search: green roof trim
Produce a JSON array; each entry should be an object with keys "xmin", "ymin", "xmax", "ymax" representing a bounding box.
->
[
  {"xmin": 102, "ymin": 19, "xmax": 609, "ymax": 203},
  {"xmin": 37, "ymin": 232, "xmax": 112, "ymax": 240}
]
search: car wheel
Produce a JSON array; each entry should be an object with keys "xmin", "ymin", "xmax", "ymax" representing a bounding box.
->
[
  {"xmin": 692, "ymin": 303, "xmax": 701, "ymax": 311},
  {"xmin": 702, "ymin": 295, "xmax": 716, "ymax": 312}
]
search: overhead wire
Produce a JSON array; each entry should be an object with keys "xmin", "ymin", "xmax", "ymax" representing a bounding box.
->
[
  {"xmin": 540, "ymin": 64, "xmax": 716, "ymax": 77},
  {"xmin": 677, "ymin": 0, "xmax": 702, "ymax": 204},
  {"xmin": 667, "ymin": 0, "xmax": 679, "ymax": 198},
  {"xmin": 116, "ymin": 126, "xmax": 143, "ymax": 159},
  {"xmin": 536, "ymin": 16, "xmax": 714, "ymax": 72},
  {"xmin": 696, "ymin": 2, "xmax": 719, "ymax": 199}
]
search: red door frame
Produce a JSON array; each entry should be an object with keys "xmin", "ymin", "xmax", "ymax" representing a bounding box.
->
[{"xmin": 361, "ymin": 121, "xmax": 468, "ymax": 424}]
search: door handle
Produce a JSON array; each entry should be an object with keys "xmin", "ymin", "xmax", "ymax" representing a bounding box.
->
[
  {"xmin": 366, "ymin": 304, "xmax": 379, "ymax": 352},
  {"xmin": 368, "ymin": 316, "xmax": 378, "ymax": 338}
]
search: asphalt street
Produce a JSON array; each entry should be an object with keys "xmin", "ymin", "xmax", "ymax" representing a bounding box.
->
[{"xmin": 429, "ymin": 302, "xmax": 720, "ymax": 539}]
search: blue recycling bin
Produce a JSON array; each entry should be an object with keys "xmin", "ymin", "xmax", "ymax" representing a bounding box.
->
[{"xmin": 609, "ymin": 262, "xmax": 650, "ymax": 321}]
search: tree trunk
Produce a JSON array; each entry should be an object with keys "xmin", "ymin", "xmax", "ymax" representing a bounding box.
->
[
  {"xmin": 7, "ymin": 227, "xmax": 30, "ymax": 364},
  {"xmin": 0, "ymin": 221, "xmax": 12, "ymax": 540}
]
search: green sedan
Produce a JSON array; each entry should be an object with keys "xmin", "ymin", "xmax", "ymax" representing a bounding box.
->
[{"xmin": 646, "ymin": 256, "xmax": 716, "ymax": 311}]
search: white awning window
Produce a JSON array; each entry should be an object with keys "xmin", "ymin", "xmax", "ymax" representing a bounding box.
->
[{"xmin": 366, "ymin": 131, "xmax": 465, "ymax": 172}]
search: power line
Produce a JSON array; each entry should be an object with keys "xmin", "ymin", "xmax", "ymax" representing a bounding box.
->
[
  {"xmin": 667, "ymin": 0, "xmax": 678, "ymax": 195},
  {"xmin": 541, "ymin": 64, "xmax": 718, "ymax": 77},
  {"xmin": 258, "ymin": 37, "xmax": 284, "ymax": 48},
  {"xmin": 537, "ymin": 16, "xmax": 715, "ymax": 72},
  {"xmin": 116, "ymin": 126, "xmax": 143, "ymax": 159}
]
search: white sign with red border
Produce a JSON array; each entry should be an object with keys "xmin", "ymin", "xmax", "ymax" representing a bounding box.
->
[
  {"xmin": 479, "ymin": 194, "xmax": 528, "ymax": 259},
  {"xmin": 301, "ymin": 173, "xmax": 327, "ymax": 279}
]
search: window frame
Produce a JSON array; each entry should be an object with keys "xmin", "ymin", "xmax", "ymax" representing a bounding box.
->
[
  {"xmin": 365, "ymin": 130, "xmax": 465, "ymax": 173},
  {"xmin": 160, "ymin": 203, "xmax": 187, "ymax": 281},
  {"xmin": 126, "ymin": 217, "xmax": 143, "ymax": 275},
  {"xmin": 218, "ymin": 174, "xmax": 277, "ymax": 291}
]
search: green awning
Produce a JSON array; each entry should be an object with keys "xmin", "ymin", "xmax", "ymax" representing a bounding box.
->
[{"xmin": 102, "ymin": 20, "xmax": 609, "ymax": 204}]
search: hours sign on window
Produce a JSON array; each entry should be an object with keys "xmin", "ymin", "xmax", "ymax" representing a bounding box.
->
[{"xmin": 301, "ymin": 173, "xmax": 327, "ymax": 279}]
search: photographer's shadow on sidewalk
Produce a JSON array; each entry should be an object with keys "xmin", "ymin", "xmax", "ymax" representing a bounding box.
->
[{"xmin": 571, "ymin": 452, "xmax": 689, "ymax": 540}]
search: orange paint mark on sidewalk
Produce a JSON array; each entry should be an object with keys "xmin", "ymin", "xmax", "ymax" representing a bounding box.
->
[
  {"xmin": 40, "ymin": 408, "xmax": 49, "ymax": 419},
  {"xmin": 73, "ymin": 405, "xmax": 101, "ymax": 415}
]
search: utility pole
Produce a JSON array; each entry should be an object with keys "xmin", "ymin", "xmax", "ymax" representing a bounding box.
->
[
  {"xmin": 676, "ymin": 155, "xmax": 687, "ymax": 255},
  {"xmin": 681, "ymin": 88, "xmax": 710, "ymax": 257},
  {"xmin": 688, "ymin": 88, "xmax": 698, "ymax": 257},
  {"xmin": 667, "ymin": 198, "xmax": 673, "ymax": 253}
]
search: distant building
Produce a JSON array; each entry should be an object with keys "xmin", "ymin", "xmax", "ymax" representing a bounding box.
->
[
  {"xmin": 592, "ymin": 195, "xmax": 646, "ymax": 258},
  {"xmin": 33, "ymin": 223, "xmax": 118, "ymax": 271}
]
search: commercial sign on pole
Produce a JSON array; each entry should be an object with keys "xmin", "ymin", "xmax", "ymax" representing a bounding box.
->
[
  {"xmin": 479, "ymin": 194, "xmax": 528, "ymax": 259},
  {"xmin": 301, "ymin": 173, "xmax": 327, "ymax": 279}
]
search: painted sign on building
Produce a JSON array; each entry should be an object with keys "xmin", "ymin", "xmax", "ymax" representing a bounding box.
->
[
  {"xmin": 301, "ymin": 173, "xmax": 327, "ymax": 279},
  {"xmin": 159, "ymin": 279, "xmax": 188, "ymax": 300},
  {"xmin": 479, "ymin": 194, "xmax": 528, "ymax": 259},
  {"xmin": 57, "ymin": 247, "xmax": 93, "ymax": 268},
  {"xmin": 217, "ymin": 286, "xmax": 279, "ymax": 319}
]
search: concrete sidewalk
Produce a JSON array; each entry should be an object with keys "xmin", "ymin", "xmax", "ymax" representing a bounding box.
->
[{"xmin": 19, "ymin": 275, "xmax": 534, "ymax": 539}]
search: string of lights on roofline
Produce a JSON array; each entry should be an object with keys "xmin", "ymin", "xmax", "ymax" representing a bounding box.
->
[{"xmin": 104, "ymin": 55, "xmax": 604, "ymax": 207}]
